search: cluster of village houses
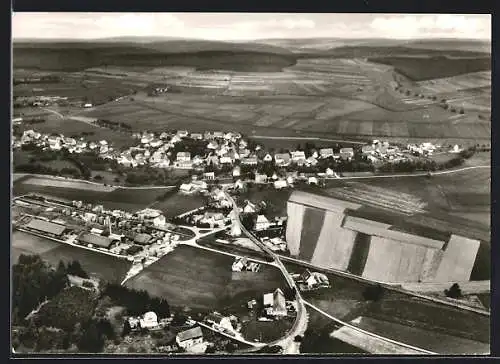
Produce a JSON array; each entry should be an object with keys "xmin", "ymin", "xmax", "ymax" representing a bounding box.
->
[
  {"xmin": 14, "ymin": 128, "xmax": 461, "ymax": 190},
  {"xmin": 17, "ymin": 195, "xmax": 182, "ymax": 265}
]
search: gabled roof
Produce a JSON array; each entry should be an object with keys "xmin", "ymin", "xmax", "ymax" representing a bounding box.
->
[
  {"xmin": 256, "ymin": 215, "xmax": 270, "ymax": 224},
  {"xmin": 78, "ymin": 233, "xmax": 114, "ymax": 248},
  {"xmin": 25, "ymin": 219, "xmax": 67, "ymax": 236},
  {"xmin": 177, "ymin": 326, "xmax": 203, "ymax": 342}
]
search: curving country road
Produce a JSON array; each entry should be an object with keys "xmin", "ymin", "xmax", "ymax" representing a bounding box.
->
[
  {"xmin": 222, "ymin": 189, "xmax": 457, "ymax": 355},
  {"xmin": 223, "ymin": 190, "xmax": 308, "ymax": 354}
]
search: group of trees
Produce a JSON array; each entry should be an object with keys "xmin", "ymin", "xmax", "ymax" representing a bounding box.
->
[
  {"xmin": 22, "ymin": 118, "xmax": 47, "ymax": 125},
  {"xmin": 100, "ymin": 283, "xmax": 170, "ymax": 319},
  {"xmin": 379, "ymin": 147, "xmax": 476, "ymax": 173},
  {"xmin": 15, "ymin": 163, "xmax": 82, "ymax": 178},
  {"xmin": 94, "ymin": 119, "xmax": 132, "ymax": 131},
  {"xmin": 13, "ymin": 255, "xmax": 71, "ymax": 324}
]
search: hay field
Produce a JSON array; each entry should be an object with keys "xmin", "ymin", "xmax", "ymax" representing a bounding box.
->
[{"xmin": 124, "ymin": 245, "xmax": 287, "ymax": 310}]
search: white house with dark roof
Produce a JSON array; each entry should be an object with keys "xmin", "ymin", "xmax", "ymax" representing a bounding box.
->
[
  {"xmin": 176, "ymin": 326, "xmax": 203, "ymax": 348},
  {"xmin": 291, "ymin": 150, "xmax": 306, "ymax": 161},
  {"xmin": 319, "ymin": 148, "xmax": 334, "ymax": 158},
  {"xmin": 340, "ymin": 147, "xmax": 354, "ymax": 160},
  {"xmin": 176, "ymin": 152, "xmax": 192, "ymax": 162},
  {"xmin": 255, "ymin": 215, "xmax": 270, "ymax": 231},
  {"xmin": 274, "ymin": 153, "xmax": 291, "ymax": 166},
  {"xmin": 263, "ymin": 153, "xmax": 273, "ymax": 162},
  {"xmin": 242, "ymin": 157, "xmax": 258, "ymax": 165},
  {"xmin": 263, "ymin": 288, "xmax": 287, "ymax": 317}
]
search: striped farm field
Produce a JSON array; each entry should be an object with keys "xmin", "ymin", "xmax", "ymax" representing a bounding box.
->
[{"xmin": 418, "ymin": 71, "xmax": 491, "ymax": 93}]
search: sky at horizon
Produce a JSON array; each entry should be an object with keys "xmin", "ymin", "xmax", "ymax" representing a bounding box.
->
[{"xmin": 12, "ymin": 13, "xmax": 491, "ymax": 41}]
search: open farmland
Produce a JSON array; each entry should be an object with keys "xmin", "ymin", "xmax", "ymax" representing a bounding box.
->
[
  {"xmin": 13, "ymin": 175, "xmax": 174, "ymax": 212},
  {"xmin": 12, "ymin": 231, "xmax": 131, "ymax": 283},
  {"xmin": 300, "ymin": 310, "xmax": 368, "ymax": 354},
  {"xmin": 349, "ymin": 316, "xmax": 488, "ymax": 354},
  {"xmin": 417, "ymin": 71, "xmax": 491, "ymax": 94},
  {"xmin": 150, "ymin": 192, "xmax": 207, "ymax": 219},
  {"xmin": 124, "ymin": 245, "xmax": 287, "ymax": 310},
  {"xmin": 284, "ymin": 260, "xmax": 489, "ymax": 351}
]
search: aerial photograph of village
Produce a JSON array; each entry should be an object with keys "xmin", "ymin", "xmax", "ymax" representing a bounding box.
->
[{"xmin": 11, "ymin": 12, "xmax": 491, "ymax": 356}]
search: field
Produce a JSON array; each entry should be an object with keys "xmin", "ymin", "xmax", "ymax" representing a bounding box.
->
[
  {"xmin": 350, "ymin": 316, "xmax": 489, "ymax": 354},
  {"xmin": 12, "ymin": 176, "xmax": 174, "ymax": 212},
  {"xmin": 12, "ymin": 231, "xmax": 131, "ymax": 283},
  {"xmin": 300, "ymin": 310, "xmax": 368, "ymax": 354},
  {"xmin": 149, "ymin": 192, "xmax": 207, "ymax": 219},
  {"xmin": 284, "ymin": 261, "xmax": 490, "ymax": 350},
  {"xmin": 124, "ymin": 245, "xmax": 287, "ymax": 311},
  {"xmin": 14, "ymin": 57, "xmax": 491, "ymax": 145}
]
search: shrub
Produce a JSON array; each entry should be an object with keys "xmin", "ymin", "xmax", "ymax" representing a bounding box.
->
[{"xmin": 445, "ymin": 283, "xmax": 463, "ymax": 299}]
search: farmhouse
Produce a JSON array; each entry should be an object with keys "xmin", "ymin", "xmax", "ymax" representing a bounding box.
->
[
  {"xmin": 306, "ymin": 156, "xmax": 318, "ymax": 166},
  {"xmin": 139, "ymin": 311, "xmax": 159, "ymax": 329},
  {"xmin": 207, "ymin": 140, "xmax": 219, "ymax": 150},
  {"xmin": 291, "ymin": 150, "xmax": 306, "ymax": 162},
  {"xmin": 232, "ymin": 166, "xmax": 241, "ymax": 177},
  {"xmin": 177, "ymin": 130, "xmax": 189, "ymax": 138},
  {"xmin": 204, "ymin": 172, "xmax": 215, "ymax": 180},
  {"xmin": 255, "ymin": 215, "xmax": 271, "ymax": 231},
  {"xmin": 78, "ymin": 233, "xmax": 116, "ymax": 249},
  {"xmin": 176, "ymin": 152, "xmax": 191, "ymax": 162},
  {"xmin": 319, "ymin": 148, "xmax": 334, "ymax": 159},
  {"xmin": 362, "ymin": 145, "xmax": 375, "ymax": 155},
  {"xmin": 274, "ymin": 153, "xmax": 291, "ymax": 166},
  {"xmin": 243, "ymin": 201, "xmax": 257, "ymax": 213},
  {"xmin": 274, "ymin": 180, "xmax": 288, "ymax": 190},
  {"xmin": 241, "ymin": 157, "xmax": 258, "ymax": 165},
  {"xmin": 24, "ymin": 219, "xmax": 68, "ymax": 238},
  {"xmin": 300, "ymin": 270, "xmax": 330, "ymax": 290},
  {"xmin": 255, "ymin": 173, "xmax": 268, "ymax": 184},
  {"xmin": 263, "ymin": 153, "xmax": 273, "ymax": 162},
  {"xmin": 190, "ymin": 133, "xmax": 203, "ymax": 140},
  {"xmin": 176, "ymin": 326, "xmax": 204, "ymax": 349},
  {"xmin": 263, "ymin": 288, "xmax": 287, "ymax": 317},
  {"xmin": 340, "ymin": 148, "xmax": 354, "ymax": 160},
  {"xmin": 205, "ymin": 312, "xmax": 234, "ymax": 332},
  {"xmin": 220, "ymin": 156, "xmax": 233, "ymax": 164},
  {"xmin": 134, "ymin": 233, "xmax": 153, "ymax": 245}
]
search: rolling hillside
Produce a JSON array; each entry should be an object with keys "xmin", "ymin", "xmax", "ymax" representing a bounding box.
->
[{"xmin": 13, "ymin": 40, "xmax": 297, "ymax": 72}]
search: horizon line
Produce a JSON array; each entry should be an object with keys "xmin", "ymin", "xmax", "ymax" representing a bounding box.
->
[{"xmin": 12, "ymin": 35, "xmax": 492, "ymax": 42}]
